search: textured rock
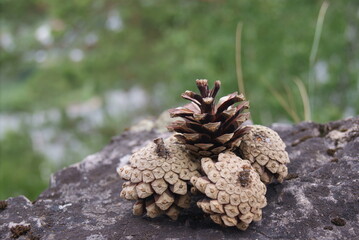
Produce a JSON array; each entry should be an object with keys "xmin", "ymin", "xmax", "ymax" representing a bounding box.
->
[{"xmin": 1, "ymin": 117, "xmax": 358, "ymax": 240}]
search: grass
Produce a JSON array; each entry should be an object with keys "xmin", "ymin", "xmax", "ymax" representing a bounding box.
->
[
  {"xmin": 308, "ymin": 1, "xmax": 330, "ymax": 121},
  {"xmin": 260, "ymin": 1, "xmax": 330, "ymax": 123},
  {"xmin": 294, "ymin": 78, "xmax": 311, "ymax": 121},
  {"xmin": 236, "ymin": 22, "xmax": 245, "ymax": 98}
]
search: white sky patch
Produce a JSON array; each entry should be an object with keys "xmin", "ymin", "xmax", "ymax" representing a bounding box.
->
[
  {"xmin": 344, "ymin": 107, "xmax": 356, "ymax": 118},
  {"xmin": 85, "ymin": 33, "xmax": 98, "ymax": 46},
  {"xmin": 30, "ymin": 128, "xmax": 66, "ymax": 163},
  {"xmin": 314, "ymin": 61, "xmax": 329, "ymax": 84},
  {"xmin": 0, "ymin": 32, "xmax": 15, "ymax": 51},
  {"xmin": 35, "ymin": 24, "xmax": 53, "ymax": 46},
  {"xmin": 106, "ymin": 10, "xmax": 123, "ymax": 31},
  {"xmin": 345, "ymin": 25, "xmax": 356, "ymax": 42},
  {"xmin": 35, "ymin": 50, "xmax": 47, "ymax": 63},
  {"xmin": 69, "ymin": 48, "xmax": 84, "ymax": 62},
  {"xmin": 105, "ymin": 87, "xmax": 148, "ymax": 117}
]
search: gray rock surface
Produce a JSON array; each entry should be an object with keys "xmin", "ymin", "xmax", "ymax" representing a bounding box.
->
[{"xmin": 1, "ymin": 117, "xmax": 358, "ymax": 240}]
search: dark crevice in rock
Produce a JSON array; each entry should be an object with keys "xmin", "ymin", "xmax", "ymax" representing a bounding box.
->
[
  {"xmin": 331, "ymin": 217, "xmax": 346, "ymax": 226},
  {"xmin": 0, "ymin": 200, "xmax": 8, "ymax": 210},
  {"xmin": 291, "ymin": 135, "xmax": 316, "ymax": 146},
  {"xmin": 324, "ymin": 225, "xmax": 333, "ymax": 230},
  {"xmin": 318, "ymin": 123, "xmax": 331, "ymax": 137},
  {"xmin": 326, "ymin": 148, "xmax": 337, "ymax": 156},
  {"xmin": 10, "ymin": 225, "xmax": 30, "ymax": 239},
  {"xmin": 284, "ymin": 173, "xmax": 299, "ymax": 180}
]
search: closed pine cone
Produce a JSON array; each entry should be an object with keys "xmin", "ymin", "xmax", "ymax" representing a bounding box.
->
[
  {"xmin": 117, "ymin": 136, "xmax": 200, "ymax": 220},
  {"xmin": 238, "ymin": 125, "xmax": 290, "ymax": 184},
  {"xmin": 168, "ymin": 79, "xmax": 250, "ymax": 158},
  {"xmin": 190, "ymin": 152, "xmax": 267, "ymax": 230}
]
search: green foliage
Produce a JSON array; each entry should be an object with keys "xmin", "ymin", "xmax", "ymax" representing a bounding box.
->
[
  {"xmin": 1, "ymin": 0, "xmax": 357, "ymax": 120},
  {"xmin": 0, "ymin": 129, "xmax": 50, "ymax": 201}
]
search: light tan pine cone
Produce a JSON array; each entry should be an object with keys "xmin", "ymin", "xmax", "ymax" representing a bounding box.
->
[
  {"xmin": 117, "ymin": 136, "xmax": 201, "ymax": 220},
  {"xmin": 190, "ymin": 152, "xmax": 267, "ymax": 230},
  {"xmin": 238, "ymin": 125, "xmax": 290, "ymax": 184}
]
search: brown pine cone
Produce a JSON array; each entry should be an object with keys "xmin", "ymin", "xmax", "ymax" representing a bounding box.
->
[
  {"xmin": 238, "ymin": 125, "xmax": 290, "ymax": 184},
  {"xmin": 191, "ymin": 152, "xmax": 267, "ymax": 230},
  {"xmin": 168, "ymin": 79, "xmax": 250, "ymax": 158},
  {"xmin": 117, "ymin": 136, "xmax": 200, "ymax": 220}
]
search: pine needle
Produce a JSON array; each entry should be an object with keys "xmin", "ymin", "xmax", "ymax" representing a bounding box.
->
[
  {"xmin": 294, "ymin": 78, "xmax": 311, "ymax": 121},
  {"xmin": 309, "ymin": 1, "xmax": 329, "ymax": 67},
  {"xmin": 266, "ymin": 84, "xmax": 301, "ymax": 123},
  {"xmin": 236, "ymin": 22, "xmax": 245, "ymax": 97},
  {"xmin": 308, "ymin": 1, "xmax": 329, "ymax": 119},
  {"xmin": 284, "ymin": 83, "xmax": 297, "ymax": 115}
]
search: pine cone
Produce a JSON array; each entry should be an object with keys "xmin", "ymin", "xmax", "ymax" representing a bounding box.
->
[
  {"xmin": 168, "ymin": 79, "xmax": 250, "ymax": 158},
  {"xmin": 190, "ymin": 152, "xmax": 267, "ymax": 230},
  {"xmin": 117, "ymin": 136, "xmax": 201, "ymax": 220},
  {"xmin": 237, "ymin": 125, "xmax": 290, "ymax": 184}
]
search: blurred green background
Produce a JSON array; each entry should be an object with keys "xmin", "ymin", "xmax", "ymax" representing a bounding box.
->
[{"xmin": 0, "ymin": 0, "xmax": 358, "ymax": 200}]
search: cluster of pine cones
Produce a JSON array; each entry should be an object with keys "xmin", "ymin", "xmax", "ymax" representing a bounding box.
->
[{"xmin": 117, "ymin": 80, "xmax": 290, "ymax": 230}]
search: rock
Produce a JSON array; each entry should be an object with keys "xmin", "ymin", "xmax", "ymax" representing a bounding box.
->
[{"xmin": 1, "ymin": 117, "xmax": 358, "ymax": 240}]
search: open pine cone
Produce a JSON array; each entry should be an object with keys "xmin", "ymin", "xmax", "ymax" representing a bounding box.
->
[
  {"xmin": 190, "ymin": 152, "xmax": 267, "ymax": 230},
  {"xmin": 237, "ymin": 125, "xmax": 290, "ymax": 184},
  {"xmin": 168, "ymin": 79, "xmax": 250, "ymax": 158},
  {"xmin": 117, "ymin": 136, "xmax": 201, "ymax": 220}
]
